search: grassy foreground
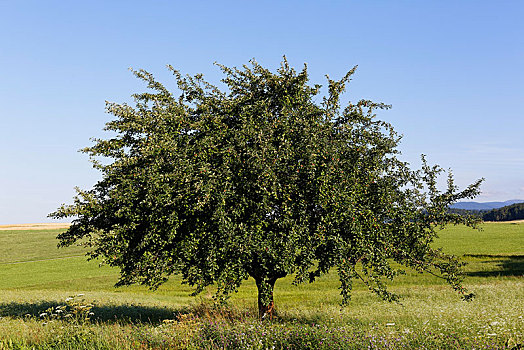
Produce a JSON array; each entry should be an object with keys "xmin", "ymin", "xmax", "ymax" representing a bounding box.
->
[{"xmin": 0, "ymin": 223, "xmax": 522, "ymax": 349}]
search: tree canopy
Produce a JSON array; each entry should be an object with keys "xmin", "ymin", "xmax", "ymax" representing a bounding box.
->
[{"xmin": 51, "ymin": 58, "xmax": 483, "ymax": 318}]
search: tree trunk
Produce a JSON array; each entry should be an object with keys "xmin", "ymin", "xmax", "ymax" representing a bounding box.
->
[{"xmin": 256, "ymin": 278, "xmax": 276, "ymax": 319}]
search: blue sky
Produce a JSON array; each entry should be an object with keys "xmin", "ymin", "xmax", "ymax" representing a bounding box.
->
[{"xmin": 1, "ymin": 1, "xmax": 523, "ymax": 224}]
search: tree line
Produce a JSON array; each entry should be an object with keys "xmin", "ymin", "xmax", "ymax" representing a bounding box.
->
[
  {"xmin": 482, "ymin": 203, "xmax": 524, "ymax": 221},
  {"xmin": 449, "ymin": 203, "xmax": 524, "ymax": 221}
]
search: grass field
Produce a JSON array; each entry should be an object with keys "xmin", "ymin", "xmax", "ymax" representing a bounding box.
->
[{"xmin": 0, "ymin": 223, "xmax": 522, "ymax": 349}]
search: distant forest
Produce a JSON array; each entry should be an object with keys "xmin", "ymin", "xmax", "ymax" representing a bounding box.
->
[{"xmin": 449, "ymin": 203, "xmax": 524, "ymax": 221}]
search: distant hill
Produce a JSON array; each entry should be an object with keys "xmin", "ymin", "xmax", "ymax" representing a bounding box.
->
[{"xmin": 449, "ymin": 199, "xmax": 524, "ymax": 211}]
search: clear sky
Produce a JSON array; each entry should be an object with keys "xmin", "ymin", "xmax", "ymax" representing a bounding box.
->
[{"xmin": 1, "ymin": 1, "xmax": 523, "ymax": 224}]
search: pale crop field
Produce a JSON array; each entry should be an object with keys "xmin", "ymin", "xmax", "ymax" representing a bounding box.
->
[{"xmin": 0, "ymin": 223, "xmax": 522, "ymax": 349}]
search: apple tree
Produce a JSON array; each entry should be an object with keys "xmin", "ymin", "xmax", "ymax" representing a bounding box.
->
[{"xmin": 50, "ymin": 59, "xmax": 482, "ymax": 318}]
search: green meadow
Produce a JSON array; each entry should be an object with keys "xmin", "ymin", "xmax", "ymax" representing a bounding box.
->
[{"xmin": 0, "ymin": 223, "xmax": 522, "ymax": 349}]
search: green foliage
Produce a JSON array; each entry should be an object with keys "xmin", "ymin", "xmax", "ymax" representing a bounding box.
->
[
  {"xmin": 50, "ymin": 58, "xmax": 483, "ymax": 315},
  {"xmin": 448, "ymin": 203, "xmax": 524, "ymax": 222},
  {"xmin": 483, "ymin": 203, "xmax": 524, "ymax": 221}
]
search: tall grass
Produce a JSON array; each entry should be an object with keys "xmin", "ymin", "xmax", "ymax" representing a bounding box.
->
[{"xmin": 0, "ymin": 223, "xmax": 522, "ymax": 348}]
